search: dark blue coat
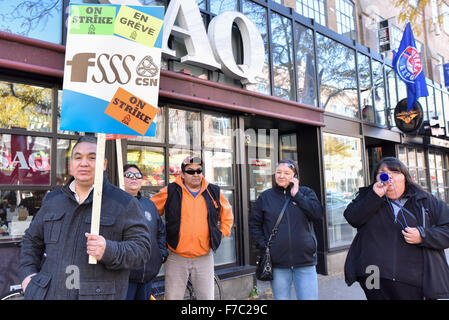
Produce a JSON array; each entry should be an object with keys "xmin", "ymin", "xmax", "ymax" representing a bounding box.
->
[
  {"xmin": 129, "ymin": 194, "xmax": 168, "ymax": 283},
  {"xmin": 249, "ymin": 185, "xmax": 323, "ymax": 268},
  {"xmin": 19, "ymin": 176, "xmax": 151, "ymax": 300}
]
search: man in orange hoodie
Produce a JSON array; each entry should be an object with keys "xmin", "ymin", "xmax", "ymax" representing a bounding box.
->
[{"xmin": 151, "ymin": 156, "xmax": 233, "ymax": 300}]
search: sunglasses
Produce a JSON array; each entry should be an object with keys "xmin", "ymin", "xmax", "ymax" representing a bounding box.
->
[
  {"xmin": 124, "ymin": 172, "xmax": 143, "ymax": 179},
  {"xmin": 184, "ymin": 168, "xmax": 203, "ymax": 175}
]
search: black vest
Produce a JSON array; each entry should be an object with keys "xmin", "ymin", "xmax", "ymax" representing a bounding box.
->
[{"xmin": 165, "ymin": 183, "xmax": 222, "ymax": 252}]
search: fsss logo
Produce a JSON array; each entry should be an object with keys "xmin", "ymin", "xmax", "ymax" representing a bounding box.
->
[
  {"xmin": 65, "ymin": 52, "xmax": 159, "ymax": 87},
  {"xmin": 396, "ymin": 46, "xmax": 422, "ymax": 84}
]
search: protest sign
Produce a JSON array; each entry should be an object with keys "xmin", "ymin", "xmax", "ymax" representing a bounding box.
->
[
  {"xmin": 61, "ymin": 3, "xmax": 164, "ymax": 137},
  {"xmin": 61, "ymin": 4, "xmax": 164, "ymax": 264}
]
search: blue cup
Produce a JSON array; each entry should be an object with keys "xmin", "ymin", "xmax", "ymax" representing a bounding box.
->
[{"xmin": 379, "ymin": 173, "xmax": 390, "ymax": 183}]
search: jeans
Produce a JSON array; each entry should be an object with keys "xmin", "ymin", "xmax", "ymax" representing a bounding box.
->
[{"xmin": 271, "ymin": 266, "xmax": 318, "ymax": 300}]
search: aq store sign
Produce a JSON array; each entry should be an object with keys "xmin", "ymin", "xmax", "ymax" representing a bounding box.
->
[{"xmin": 103, "ymin": 0, "xmax": 265, "ymax": 85}]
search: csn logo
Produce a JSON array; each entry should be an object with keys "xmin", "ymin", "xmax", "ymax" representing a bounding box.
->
[{"xmin": 65, "ymin": 53, "xmax": 158, "ymax": 86}]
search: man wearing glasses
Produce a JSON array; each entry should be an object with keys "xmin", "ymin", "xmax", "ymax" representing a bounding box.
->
[
  {"xmin": 123, "ymin": 164, "xmax": 168, "ymax": 300},
  {"xmin": 151, "ymin": 156, "xmax": 234, "ymax": 300}
]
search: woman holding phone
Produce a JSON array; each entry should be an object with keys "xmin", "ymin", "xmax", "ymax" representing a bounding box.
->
[{"xmin": 249, "ymin": 160, "xmax": 323, "ymax": 300}]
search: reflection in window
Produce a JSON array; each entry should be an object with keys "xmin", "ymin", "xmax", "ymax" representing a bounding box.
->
[
  {"xmin": 56, "ymin": 139, "xmax": 75, "ymax": 186},
  {"xmin": 0, "ymin": 0, "xmax": 62, "ymax": 44},
  {"xmin": 168, "ymin": 109, "xmax": 201, "ymax": 148},
  {"xmin": 0, "ymin": 189, "xmax": 47, "ymax": 239},
  {"xmin": 280, "ymin": 134, "xmax": 298, "ymax": 162},
  {"xmin": 271, "ymin": 12, "xmax": 295, "ymax": 101},
  {"xmin": 427, "ymin": 86, "xmax": 436, "ymax": 120},
  {"xmin": 372, "ymin": 60, "xmax": 386, "ymax": 126},
  {"xmin": 434, "ymin": 89, "xmax": 444, "ymax": 127},
  {"xmin": 242, "ymin": 1, "xmax": 270, "ymax": 95},
  {"xmin": 295, "ymin": 0, "xmax": 326, "ymax": 26},
  {"xmin": 295, "ymin": 23, "xmax": 316, "ymax": 107},
  {"xmin": 316, "ymin": 34, "xmax": 358, "ymax": 118},
  {"xmin": 0, "ymin": 134, "xmax": 51, "ymax": 186},
  {"xmin": 324, "ymin": 133, "xmax": 363, "ymax": 248},
  {"xmin": 210, "ymin": 0, "xmax": 237, "ymax": 15},
  {"xmin": 214, "ymin": 188, "xmax": 236, "ymax": 265},
  {"xmin": 336, "ymin": 0, "xmax": 356, "ymax": 40},
  {"xmin": 203, "ymin": 114, "xmax": 232, "ymax": 150},
  {"xmin": 128, "ymin": 107, "xmax": 165, "ymax": 143},
  {"xmin": 386, "ymin": 66, "xmax": 397, "ymax": 127},
  {"xmin": 204, "ymin": 151, "xmax": 233, "ymax": 187},
  {"xmin": 127, "ymin": 145, "xmax": 165, "ymax": 187},
  {"xmin": 358, "ymin": 54, "xmax": 373, "ymax": 123},
  {"xmin": 0, "ymin": 81, "xmax": 52, "ymax": 132},
  {"xmin": 57, "ymin": 90, "xmax": 76, "ymax": 135}
]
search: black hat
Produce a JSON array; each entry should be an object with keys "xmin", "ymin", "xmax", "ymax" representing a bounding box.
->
[{"xmin": 181, "ymin": 156, "xmax": 202, "ymax": 172}]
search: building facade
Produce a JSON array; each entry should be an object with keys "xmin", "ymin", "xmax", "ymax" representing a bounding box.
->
[{"xmin": 1, "ymin": 0, "xmax": 449, "ymax": 298}]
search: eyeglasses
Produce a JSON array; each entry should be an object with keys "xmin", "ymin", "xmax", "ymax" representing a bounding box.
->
[
  {"xmin": 184, "ymin": 168, "xmax": 203, "ymax": 175},
  {"xmin": 124, "ymin": 172, "xmax": 143, "ymax": 179}
]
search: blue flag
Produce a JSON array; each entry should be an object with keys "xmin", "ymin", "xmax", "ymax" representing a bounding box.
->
[{"xmin": 392, "ymin": 22, "xmax": 428, "ymax": 111}]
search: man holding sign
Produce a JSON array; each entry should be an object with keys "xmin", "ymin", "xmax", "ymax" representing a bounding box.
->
[{"xmin": 19, "ymin": 136, "xmax": 151, "ymax": 300}]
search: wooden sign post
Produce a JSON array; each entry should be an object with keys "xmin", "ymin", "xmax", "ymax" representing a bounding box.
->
[
  {"xmin": 116, "ymin": 139, "xmax": 125, "ymax": 190},
  {"xmin": 89, "ymin": 133, "xmax": 106, "ymax": 264}
]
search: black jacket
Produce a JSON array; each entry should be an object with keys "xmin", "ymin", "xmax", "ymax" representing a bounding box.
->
[
  {"xmin": 129, "ymin": 194, "xmax": 168, "ymax": 283},
  {"xmin": 344, "ymin": 185, "xmax": 449, "ymax": 298},
  {"xmin": 19, "ymin": 175, "xmax": 151, "ymax": 300},
  {"xmin": 249, "ymin": 185, "xmax": 323, "ymax": 268},
  {"xmin": 165, "ymin": 182, "xmax": 222, "ymax": 252}
]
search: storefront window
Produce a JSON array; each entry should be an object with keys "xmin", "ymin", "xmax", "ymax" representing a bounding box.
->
[
  {"xmin": 0, "ymin": 0, "xmax": 62, "ymax": 44},
  {"xmin": 428, "ymin": 151, "xmax": 448, "ymax": 202},
  {"xmin": 0, "ymin": 134, "xmax": 51, "ymax": 186},
  {"xmin": 204, "ymin": 151, "xmax": 233, "ymax": 187},
  {"xmin": 359, "ymin": 54, "xmax": 373, "ymax": 122},
  {"xmin": 443, "ymin": 92, "xmax": 449, "ymax": 137},
  {"xmin": 127, "ymin": 145, "xmax": 165, "ymax": 187},
  {"xmin": 434, "ymin": 89, "xmax": 444, "ymax": 128},
  {"xmin": 0, "ymin": 81, "xmax": 52, "ymax": 133},
  {"xmin": 417, "ymin": 148, "xmax": 428, "ymax": 190},
  {"xmin": 56, "ymin": 139, "xmax": 75, "ymax": 186},
  {"xmin": 323, "ymin": 133, "xmax": 363, "ymax": 248},
  {"xmin": 57, "ymin": 90, "xmax": 76, "ymax": 135},
  {"xmin": 168, "ymin": 109, "xmax": 201, "ymax": 149},
  {"xmin": 372, "ymin": 60, "xmax": 386, "ymax": 126},
  {"xmin": 242, "ymin": 1, "xmax": 270, "ymax": 95},
  {"xmin": 295, "ymin": 23, "xmax": 316, "ymax": 107},
  {"xmin": 210, "ymin": 0, "xmax": 237, "ymax": 15},
  {"xmin": 271, "ymin": 12, "xmax": 295, "ymax": 101},
  {"xmin": 128, "ymin": 107, "xmax": 165, "ymax": 144},
  {"xmin": 280, "ymin": 134, "xmax": 298, "ymax": 162},
  {"xmin": 399, "ymin": 146, "xmax": 429, "ymax": 192},
  {"xmin": 316, "ymin": 34, "xmax": 358, "ymax": 118},
  {"xmin": 386, "ymin": 66, "xmax": 397, "ymax": 127},
  {"xmin": 0, "ymin": 189, "xmax": 47, "ymax": 239},
  {"xmin": 214, "ymin": 189, "xmax": 236, "ymax": 265},
  {"xmin": 427, "ymin": 86, "xmax": 436, "ymax": 120},
  {"xmin": 203, "ymin": 114, "xmax": 232, "ymax": 150}
]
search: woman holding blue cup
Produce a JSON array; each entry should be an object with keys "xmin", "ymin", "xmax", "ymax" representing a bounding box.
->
[{"xmin": 344, "ymin": 157, "xmax": 449, "ymax": 300}]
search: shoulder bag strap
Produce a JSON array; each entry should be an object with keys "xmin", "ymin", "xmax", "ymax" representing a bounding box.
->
[{"xmin": 266, "ymin": 197, "xmax": 291, "ymax": 249}]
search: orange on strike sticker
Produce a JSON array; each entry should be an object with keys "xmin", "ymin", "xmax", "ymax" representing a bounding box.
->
[{"xmin": 104, "ymin": 87, "xmax": 158, "ymax": 136}]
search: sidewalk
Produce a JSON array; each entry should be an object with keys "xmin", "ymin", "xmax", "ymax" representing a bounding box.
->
[{"xmin": 251, "ymin": 272, "xmax": 366, "ymax": 300}]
